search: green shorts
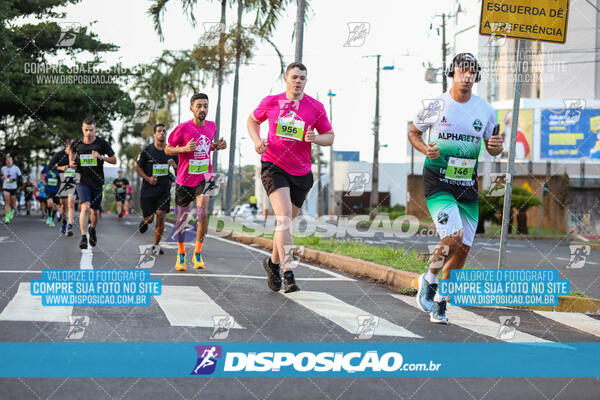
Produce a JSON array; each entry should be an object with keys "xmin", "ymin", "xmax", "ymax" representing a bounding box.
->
[{"xmin": 426, "ymin": 191, "xmax": 478, "ymax": 246}]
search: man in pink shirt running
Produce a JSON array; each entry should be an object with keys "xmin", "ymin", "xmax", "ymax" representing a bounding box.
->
[
  {"xmin": 247, "ymin": 62, "xmax": 335, "ymax": 293},
  {"xmin": 166, "ymin": 93, "xmax": 227, "ymax": 271}
]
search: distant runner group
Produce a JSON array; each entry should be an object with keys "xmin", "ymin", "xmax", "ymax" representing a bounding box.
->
[{"xmin": 0, "ymin": 55, "xmax": 503, "ymax": 325}]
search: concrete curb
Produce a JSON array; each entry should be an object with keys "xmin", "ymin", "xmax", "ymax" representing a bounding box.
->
[
  {"xmin": 219, "ymin": 231, "xmax": 419, "ymax": 291},
  {"xmin": 475, "ymin": 234, "xmax": 572, "ymax": 241},
  {"xmin": 212, "ymin": 229, "xmax": 600, "ymax": 314}
]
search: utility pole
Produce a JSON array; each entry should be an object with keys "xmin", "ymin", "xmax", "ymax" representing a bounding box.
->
[
  {"xmin": 327, "ymin": 90, "xmax": 336, "ymax": 216},
  {"xmin": 238, "ymin": 143, "xmax": 242, "ymax": 204},
  {"xmin": 498, "ymin": 40, "xmax": 525, "ymax": 269},
  {"xmin": 369, "ymin": 55, "xmax": 381, "ymax": 219},
  {"xmin": 295, "ymin": 0, "xmax": 306, "ymax": 62},
  {"xmin": 224, "ymin": 0, "xmax": 243, "ymax": 215},
  {"xmin": 442, "ymin": 13, "xmax": 448, "ymax": 92}
]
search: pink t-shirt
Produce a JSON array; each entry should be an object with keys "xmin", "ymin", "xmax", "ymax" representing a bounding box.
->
[
  {"xmin": 253, "ymin": 92, "xmax": 332, "ymax": 176},
  {"xmin": 168, "ymin": 119, "xmax": 216, "ymax": 187}
]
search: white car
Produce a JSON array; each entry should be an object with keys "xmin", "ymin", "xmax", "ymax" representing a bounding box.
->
[{"xmin": 232, "ymin": 204, "xmax": 260, "ymax": 218}]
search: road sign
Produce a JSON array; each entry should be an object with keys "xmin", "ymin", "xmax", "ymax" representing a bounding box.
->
[{"xmin": 479, "ymin": 0, "xmax": 570, "ymax": 44}]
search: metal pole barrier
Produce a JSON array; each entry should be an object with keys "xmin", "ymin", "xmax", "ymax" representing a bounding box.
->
[{"xmin": 498, "ymin": 39, "xmax": 524, "ymax": 269}]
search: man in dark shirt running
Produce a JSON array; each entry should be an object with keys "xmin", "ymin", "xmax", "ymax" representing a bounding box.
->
[
  {"xmin": 69, "ymin": 117, "xmax": 117, "ymax": 249},
  {"xmin": 136, "ymin": 123, "xmax": 177, "ymax": 255}
]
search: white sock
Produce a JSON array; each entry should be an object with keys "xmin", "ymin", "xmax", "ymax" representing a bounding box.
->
[
  {"xmin": 425, "ymin": 271, "xmax": 438, "ymax": 284},
  {"xmin": 434, "ymin": 293, "xmax": 448, "ymax": 302}
]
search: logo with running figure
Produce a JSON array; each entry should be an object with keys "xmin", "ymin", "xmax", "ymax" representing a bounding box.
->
[
  {"xmin": 191, "ymin": 345, "xmax": 222, "ymax": 375},
  {"xmin": 437, "ymin": 211, "xmax": 449, "ymax": 225},
  {"xmin": 195, "ymin": 135, "xmax": 212, "ymax": 159},
  {"xmin": 473, "ymin": 119, "xmax": 483, "ymax": 132},
  {"xmin": 497, "ymin": 316, "xmax": 520, "ymax": 340},
  {"xmin": 566, "ymin": 245, "xmax": 590, "ymax": 269},
  {"xmin": 343, "ymin": 22, "xmax": 370, "ymax": 47},
  {"xmin": 56, "ymin": 22, "xmax": 81, "ymax": 47},
  {"xmin": 417, "ymin": 99, "xmax": 445, "ymax": 125}
]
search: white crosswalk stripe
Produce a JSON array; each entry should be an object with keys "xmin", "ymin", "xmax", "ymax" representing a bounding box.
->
[
  {"xmin": 0, "ymin": 282, "xmax": 72, "ymax": 322},
  {"xmin": 285, "ymin": 291, "xmax": 421, "ymax": 338},
  {"xmin": 534, "ymin": 311, "xmax": 600, "ymax": 338},
  {"xmin": 154, "ymin": 285, "xmax": 244, "ymax": 329},
  {"xmin": 390, "ymin": 294, "xmax": 551, "ymax": 342}
]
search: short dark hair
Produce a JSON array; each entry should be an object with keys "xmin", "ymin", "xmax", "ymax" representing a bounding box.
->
[
  {"xmin": 286, "ymin": 62, "xmax": 307, "ymax": 75},
  {"xmin": 190, "ymin": 93, "xmax": 208, "ymax": 106},
  {"xmin": 82, "ymin": 117, "xmax": 95, "ymax": 125},
  {"xmin": 154, "ymin": 123, "xmax": 166, "ymax": 132}
]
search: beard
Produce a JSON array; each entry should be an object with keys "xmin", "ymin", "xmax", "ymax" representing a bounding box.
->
[{"xmin": 197, "ymin": 113, "xmax": 206, "ymax": 121}]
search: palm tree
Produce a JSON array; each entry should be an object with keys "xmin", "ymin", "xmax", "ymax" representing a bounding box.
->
[
  {"xmin": 148, "ymin": 0, "xmax": 229, "ymax": 180},
  {"xmin": 224, "ymin": 0, "xmax": 289, "ymax": 214}
]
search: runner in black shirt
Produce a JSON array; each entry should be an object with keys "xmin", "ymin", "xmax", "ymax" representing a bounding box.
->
[
  {"xmin": 135, "ymin": 123, "xmax": 177, "ymax": 255},
  {"xmin": 112, "ymin": 171, "xmax": 129, "ymax": 221},
  {"xmin": 49, "ymin": 138, "xmax": 78, "ymax": 236},
  {"xmin": 69, "ymin": 117, "xmax": 117, "ymax": 249},
  {"xmin": 22, "ymin": 177, "xmax": 35, "ymax": 215}
]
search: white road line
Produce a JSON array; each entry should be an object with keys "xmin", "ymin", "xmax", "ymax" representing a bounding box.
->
[
  {"xmin": 534, "ymin": 311, "xmax": 600, "ymax": 338},
  {"xmin": 80, "ymin": 249, "xmax": 93, "ymax": 270},
  {"xmin": 586, "ymin": 261, "xmax": 598, "ymax": 265},
  {"xmin": 0, "ymin": 270, "xmax": 348, "ymax": 281},
  {"xmin": 555, "ymin": 257, "xmax": 569, "ymax": 261},
  {"xmin": 200, "ymin": 231, "xmax": 354, "ymax": 281},
  {"xmin": 285, "ymin": 291, "xmax": 421, "ymax": 338},
  {"xmin": 0, "ymin": 282, "xmax": 72, "ymax": 322},
  {"xmin": 390, "ymin": 294, "xmax": 551, "ymax": 343},
  {"xmin": 154, "ymin": 285, "xmax": 243, "ymax": 328}
]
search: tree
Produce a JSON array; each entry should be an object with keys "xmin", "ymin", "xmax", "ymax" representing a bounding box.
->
[
  {"xmin": 0, "ymin": 1, "xmax": 135, "ymax": 173},
  {"xmin": 478, "ymin": 186, "xmax": 542, "ymax": 234}
]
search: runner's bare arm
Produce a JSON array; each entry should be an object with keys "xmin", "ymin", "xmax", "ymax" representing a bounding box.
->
[
  {"xmin": 408, "ymin": 123, "xmax": 439, "ymax": 160},
  {"xmin": 305, "ymin": 126, "xmax": 334, "ymax": 146},
  {"xmin": 248, "ymin": 114, "xmax": 267, "ymax": 154},
  {"xmin": 68, "ymin": 150, "xmax": 76, "ymax": 168},
  {"xmin": 165, "ymin": 140, "xmax": 196, "ymax": 155},
  {"xmin": 103, "ymin": 154, "xmax": 117, "ymax": 164},
  {"xmin": 134, "ymin": 163, "xmax": 148, "ymax": 182}
]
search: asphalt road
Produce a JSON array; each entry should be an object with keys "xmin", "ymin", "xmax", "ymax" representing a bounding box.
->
[
  {"xmin": 0, "ymin": 213, "xmax": 599, "ymax": 399},
  {"xmin": 340, "ymin": 232, "xmax": 600, "ymax": 299}
]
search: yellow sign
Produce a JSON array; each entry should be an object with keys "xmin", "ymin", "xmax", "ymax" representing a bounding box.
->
[{"xmin": 479, "ymin": 0, "xmax": 570, "ymax": 44}]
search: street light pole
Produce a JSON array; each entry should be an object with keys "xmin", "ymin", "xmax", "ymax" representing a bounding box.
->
[
  {"xmin": 327, "ymin": 90, "xmax": 336, "ymax": 216},
  {"xmin": 442, "ymin": 13, "xmax": 448, "ymax": 92},
  {"xmin": 369, "ymin": 55, "xmax": 381, "ymax": 219}
]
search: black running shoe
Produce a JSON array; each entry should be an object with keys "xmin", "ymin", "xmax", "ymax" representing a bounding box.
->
[
  {"xmin": 283, "ymin": 270, "xmax": 300, "ymax": 293},
  {"xmin": 67, "ymin": 224, "xmax": 73, "ymax": 236},
  {"xmin": 79, "ymin": 235, "xmax": 88, "ymax": 249},
  {"xmin": 139, "ymin": 221, "xmax": 148, "ymax": 234},
  {"xmin": 88, "ymin": 226, "xmax": 97, "ymax": 247},
  {"xmin": 61, "ymin": 220, "xmax": 67, "ymax": 235},
  {"xmin": 262, "ymin": 257, "xmax": 282, "ymax": 291}
]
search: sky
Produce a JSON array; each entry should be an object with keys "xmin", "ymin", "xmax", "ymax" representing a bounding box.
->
[{"xmin": 43, "ymin": 0, "xmax": 457, "ymax": 168}]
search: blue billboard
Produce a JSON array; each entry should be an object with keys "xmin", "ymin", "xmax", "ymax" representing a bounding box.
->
[
  {"xmin": 541, "ymin": 109, "xmax": 600, "ymax": 159},
  {"xmin": 334, "ymin": 151, "xmax": 360, "ymax": 161}
]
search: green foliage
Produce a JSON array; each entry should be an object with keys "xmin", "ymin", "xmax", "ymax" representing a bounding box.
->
[
  {"xmin": 479, "ymin": 186, "xmax": 542, "ymax": 224},
  {"xmin": 0, "ymin": 0, "xmax": 134, "ymax": 173}
]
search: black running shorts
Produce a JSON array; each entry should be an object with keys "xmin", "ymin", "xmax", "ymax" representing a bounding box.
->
[
  {"xmin": 140, "ymin": 192, "xmax": 171, "ymax": 217},
  {"xmin": 175, "ymin": 181, "xmax": 215, "ymax": 207},
  {"xmin": 260, "ymin": 161, "xmax": 313, "ymax": 208}
]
